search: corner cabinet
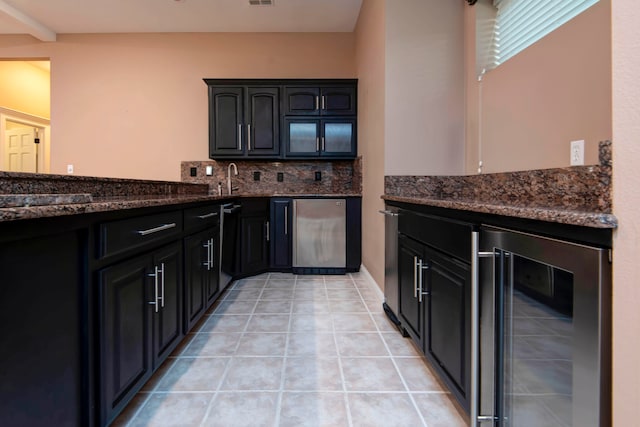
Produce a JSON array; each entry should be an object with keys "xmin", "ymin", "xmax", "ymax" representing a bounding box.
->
[{"xmin": 204, "ymin": 79, "xmax": 357, "ymax": 160}]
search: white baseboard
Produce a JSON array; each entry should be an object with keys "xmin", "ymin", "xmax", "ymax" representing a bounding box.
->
[{"xmin": 357, "ymin": 264, "xmax": 385, "ymax": 301}]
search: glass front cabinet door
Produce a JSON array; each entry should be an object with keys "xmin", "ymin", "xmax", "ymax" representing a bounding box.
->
[{"xmin": 284, "ymin": 118, "xmax": 356, "ymax": 158}]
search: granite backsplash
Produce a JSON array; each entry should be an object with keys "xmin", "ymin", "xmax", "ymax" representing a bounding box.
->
[
  {"xmin": 385, "ymin": 141, "xmax": 612, "ymax": 214},
  {"xmin": 181, "ymin": 158, "xmax": 362, "ymax": 196}
]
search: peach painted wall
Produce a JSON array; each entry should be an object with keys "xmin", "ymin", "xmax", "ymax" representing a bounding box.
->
[
  {"xmin": 611, "ymin": 0, "xmax": 640, "ymax": 425},
  {"xmin": 0, "ymin": 33, "xmax": 355, "ymax": 180},
  {"xmin": 384, "ymin": 0, "xmax": 465, "ymax": 176},
  {"xmin": 465, "ymin": 0, "xmax": 611, "ymax": 174},
  {"xmin": 355, "ymin": 0, "xmax": 385, "ymax": 290},
  {"xmin": 0, "ymin": 61, "xmax": 50, "ymax": 119}
]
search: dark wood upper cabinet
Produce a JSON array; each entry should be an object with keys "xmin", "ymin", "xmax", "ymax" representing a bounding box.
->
[
  {"xmin": 209, "ymin": 85, "xmax": 280, "ymax": 158},
  {"xmin": 284, "ymin": 86, "xmax": 356, "ymax": 116},
  {"xmin": 246, "ymin": 87, "xmax": 280, "ymax": 156},
  {"xmin": 210, "ymin": 87, "xmax": 244, "ymax": 156},
  {"xmin": 205, "ymin": 79, "xmax": 357, "ymax": 160}
]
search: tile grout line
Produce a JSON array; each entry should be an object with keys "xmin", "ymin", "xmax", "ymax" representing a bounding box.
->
[
  {"xmin": 273, "ymin": 272, "xmax": 295, "ymax": 427},
  {"xmin": 332, "ymin": 274, "xmax": 354, "ymax": 427},
  {"xmin": 365, "ymin": 274, "xmax": 430, "ymax": 427}
]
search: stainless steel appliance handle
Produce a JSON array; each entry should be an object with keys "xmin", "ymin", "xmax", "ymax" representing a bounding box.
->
[
  {"xmin": 471, "ymin": 231, "xmax": 497, "ymax": 426},
  {"xmin": 247, "ymin": 124, "xmax": 252, "ymax": 151},
  {"xmin": 378, "ymin": 210, "xmax": 399, "ymax": 217},
  {"xmin": 137, "ymin": 223, "xmax": 176, "ymax": 236},
  {"xmin": 148, "ymin": 265, "xmax": 159, "ymax": 313},
  {"xmin": 284, "ymin": 206, "xmax": 288, "ymax": 235}
]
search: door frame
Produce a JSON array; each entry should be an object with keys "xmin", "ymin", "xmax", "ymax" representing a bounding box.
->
[{"xmin": 0, "ymin": 107, "xmax": 51, "ymax": 173}]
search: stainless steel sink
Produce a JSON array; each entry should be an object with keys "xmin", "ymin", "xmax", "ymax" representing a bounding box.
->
[{"xmin": 0, "ymin": 193, "xmax": 93, "ymax": 208}]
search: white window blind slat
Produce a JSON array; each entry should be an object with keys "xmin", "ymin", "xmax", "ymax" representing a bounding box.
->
[{"xmin": 490, "ymin": 0, "xmax": 599, "ymax": 68}]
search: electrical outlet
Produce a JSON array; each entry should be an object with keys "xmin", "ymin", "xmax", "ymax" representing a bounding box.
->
[
  {"xmin": 205, "ymin": 165, "xmax": 213, "ymax": 176},
  {"xmin": 67, "ymin": 164, "xmax": 74, "ymax": 174},
  {"xmin": 570, "ymin": 140, "xmax": 585, "ymax": 166}
]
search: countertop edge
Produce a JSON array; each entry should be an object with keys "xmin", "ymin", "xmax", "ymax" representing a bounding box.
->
[
  {"xmin": 382, "ymin": 195, "xmax": 618, "ymax": 229},
  {"xmin": 0, "ymin": 193, "xmax": 362, "ymax": 223}
]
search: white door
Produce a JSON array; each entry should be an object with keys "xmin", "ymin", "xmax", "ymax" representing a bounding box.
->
[{"xmin": 4, "ymin": 127, "xmax": 37, "ymax": 172}]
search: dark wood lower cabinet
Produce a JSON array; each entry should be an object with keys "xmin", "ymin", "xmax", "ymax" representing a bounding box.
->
[
  {"xmin": 239, "ymin": 198, "xmax": 270, "ymax": 276},
  {"xmin": 184, "ymin": 228, "xmax": 219, "ymax": 332},
  {"xmin": 397, "ymin": 211, "xmax": 472, "ymax": 412},
  {"xmin": 424, "ymin": 246, "xmax": 470, "ymax": 403},
  {"xmin": 0, "ymin": 229, "xmax": 86, "ymax": 427},
  {"xmin": 270, "ymin": 198, "xmax": 292, "ymax": 270},
  {"xmin": 99, "ymin": 242, "xmax": 183, "ymax": 427},
  {"xmin": 398, "ymin": 234, "xmax": 425, "ymax": 348}
]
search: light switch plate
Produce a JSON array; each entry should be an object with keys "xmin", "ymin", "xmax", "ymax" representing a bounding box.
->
[{"xmin": 205, "ymin": 165, "xmax": 213, "ymax": 176}]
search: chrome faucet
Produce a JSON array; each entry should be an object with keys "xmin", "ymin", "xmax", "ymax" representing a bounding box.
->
[{"xmin": 227, "ymin": 162, "xmax": 238, "ymax": 195}]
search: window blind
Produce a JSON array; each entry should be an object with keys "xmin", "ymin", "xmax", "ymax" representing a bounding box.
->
[{"xmin": 490, "ymin": 0, "xmax": 599, "ymax": 68}]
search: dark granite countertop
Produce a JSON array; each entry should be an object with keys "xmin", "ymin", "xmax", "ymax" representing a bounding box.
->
[
  {"xmin": 0, "ymin": 171, "xmax": 361, "ymax": 223},
  {"xmin": 382, "ymin": 195, "xmax": 617, "ymax": 229},
  {"xmin": 383, "ymin": 141, "xmax": 617, "ymax": 229}
]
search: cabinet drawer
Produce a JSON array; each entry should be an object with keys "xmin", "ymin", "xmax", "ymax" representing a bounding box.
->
[
  {"xmin": 184, "ymin": 204, "xmax": 220, "ymax": 232},
  {"xmin": 99, "ymin": 211, "xmax": 182, "ymax": 258},
  {"xmin": 399, "ymin": 211, "xmax": 473, "ymax": 263}
]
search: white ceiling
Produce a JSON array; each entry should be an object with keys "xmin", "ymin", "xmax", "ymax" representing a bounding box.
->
[{"xmin": 0, "ymin": 0, "xmax": 364, "ymax": 41}]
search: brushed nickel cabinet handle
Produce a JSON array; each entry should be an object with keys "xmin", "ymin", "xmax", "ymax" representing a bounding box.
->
[{"xmin": 137, "ymin": 223, "xmax": 176, "ymax": 236}]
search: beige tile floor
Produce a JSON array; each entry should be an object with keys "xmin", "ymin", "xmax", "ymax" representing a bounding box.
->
[{"xmin": 113, "ymin": 272, "xmax": 467, "ymax": 427}]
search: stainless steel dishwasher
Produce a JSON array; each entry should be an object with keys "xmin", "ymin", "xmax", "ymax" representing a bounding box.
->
[{"xmin": 292, "ymin": 199, "xmax": 346, "ymax": 271}]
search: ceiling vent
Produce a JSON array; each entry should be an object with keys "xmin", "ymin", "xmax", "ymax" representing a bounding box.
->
[{"xmin": 248, "ymin": 0, "xmax": 273, "ymax": 5}]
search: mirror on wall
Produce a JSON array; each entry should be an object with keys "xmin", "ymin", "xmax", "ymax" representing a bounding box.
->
[{"xmin": 0, "ymin": 60, "xmax": 51, "ymax": 174}]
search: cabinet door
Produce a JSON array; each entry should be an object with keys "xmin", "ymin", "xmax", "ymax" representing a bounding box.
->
[
  {"xmin": 424, "ymin": 247, "xmax": 470, "ymax": 402},
  {"xmin": 284, "ymin": 86, "xmax": 320, "ymax": 115},
  {"xmin": 100, "ymin": 255, "xmax": 153, "ymax": 425},
  {"xmin": 152, "ymin": 242, "xmax": 183, "ymax": 367},
  {"xmin": 0, "ymin": 230, "xmax": 85, "ymax": 427},
  {"xmin": 247, "ymin": 87, "xmax": 280, "ymax": 156},
  {"xmin": 320, "ymin": 87, "xmax": 356, "ymax": 115},
  {"xmin": 398, "ymin": 234, "xmax": 425, "ymax": 347},
  {"xmin": 270, "ymin": 198, "xmax": 292, "ymax": 270},
  {"xmin": 184, "ymin": 233, "xmax": 207, "ymax": 332},
  {"xmin": 320, "ymin": 119, "xmax": 356, "ymax": 157},
  {"xmin": 284, "ymin": 118, "xmax": 320, "ymax": 157},
  {"xmin": 210, "ymin": 87, "xmax": 244, "ymax": 157},
  {"xmin": 240, "ymin": 215, "xmax": 270, "ymax": 275}
]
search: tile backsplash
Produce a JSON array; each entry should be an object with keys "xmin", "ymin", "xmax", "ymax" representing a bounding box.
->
[{"xmin": 181, "ymin": 158, "xmax": 362, "ymax": 196}]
